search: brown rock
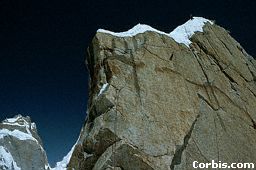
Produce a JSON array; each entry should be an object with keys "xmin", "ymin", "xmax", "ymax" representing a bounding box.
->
[{"xmin": 69, "ymin": 20, "xmax": 256, "ymax": 170}]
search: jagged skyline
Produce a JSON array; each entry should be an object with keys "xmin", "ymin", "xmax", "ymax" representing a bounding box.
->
[{"xmin": 0, "ymin": 0, "xmax": 255, "ymax": 166}]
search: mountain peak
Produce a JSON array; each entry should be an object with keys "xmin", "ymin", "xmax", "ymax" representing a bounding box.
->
[
  {"xmin": 0, "ymin": 115, "xmax": 50, "ymax": 170},
  {"xmin": 69, "ymin": 17, "xmax": 256, "ymax": 169},
  {"xmin": 2, "ymin": 114, "xmax": 35, "ymax": 128},
  {"xmin": 97, "ymin": 16, "xmax": 213, "ymax": 47}
]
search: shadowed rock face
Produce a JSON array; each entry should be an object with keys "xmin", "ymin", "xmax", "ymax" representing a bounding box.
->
[
  {"xmin": 68, "ymin": 20, "xmax": 256, "ymax": 170},
  {"xmin": 0, "ymin": 115, "xmax": 50, "ymax": 170}
]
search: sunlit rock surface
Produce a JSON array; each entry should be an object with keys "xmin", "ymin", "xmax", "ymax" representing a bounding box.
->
[{"xmin": 68, "ymin": 17, "xmax": 256, "ymax": 170}]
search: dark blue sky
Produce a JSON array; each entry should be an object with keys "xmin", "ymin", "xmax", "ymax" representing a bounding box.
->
[{"xmin": 0, "ymin": 0, "xmax": 255, "ymax": 166}]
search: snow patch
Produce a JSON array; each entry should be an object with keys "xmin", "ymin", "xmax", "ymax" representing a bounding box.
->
[
  {"xmin": 45, "ymin": 164, "xmax": 51, "ymax": 170},
  {"xmin": 0, "ymin": 146, "xmax": 21, "ymax": 170},
  {"xmin": 97, "ymin": 17, "xmax": 213, "ymax": 47},
  {"xmin": 52, "ymin": 141, "xmax": 78, "ymax": 170},
  {"xmin": 31, "ymin": 122, "xmax": 36, "ymax": 129},
  {"xmin": 2, "ymin": 122, "xmax": 23, "ymax": 127},
  {"xmin": 0, "ymin": 129, "xmax": 37, "ymax": 142},
  {"xmin": 98, "ymin": 83, "xmax": 109, "ymax": 96}
]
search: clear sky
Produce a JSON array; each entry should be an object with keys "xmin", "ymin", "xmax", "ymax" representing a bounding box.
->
[{"xmin": 0, "ymin": 0, "xmax": 255, "ymax": 166}]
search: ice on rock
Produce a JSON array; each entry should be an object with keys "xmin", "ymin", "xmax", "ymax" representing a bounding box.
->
[
  {"xmin": 98, "ymin": 83, "xmax": 109, "ymax": 96},
  {"xmin": 0, "ymin": 146, "xmax": 21, "ymax": 170}
]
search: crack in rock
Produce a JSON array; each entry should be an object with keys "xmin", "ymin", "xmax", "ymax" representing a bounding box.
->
[{"xmin": 170, "ymin": 113, "xmax": 201, "ymax": 170}]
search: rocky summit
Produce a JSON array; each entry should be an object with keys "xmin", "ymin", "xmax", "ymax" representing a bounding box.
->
[
  {"xmin": 1, "ymin": 17, "xmax": 256, "ymax": 170},
  {"xmin": 67, "ymin": 17, "xmax": 256, "ymax": 169},
  {"xmin": 0, "ymin": 115, "xmax": 50, "ymax": 170}
]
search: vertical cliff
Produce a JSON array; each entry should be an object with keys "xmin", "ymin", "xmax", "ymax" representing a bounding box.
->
[{"xmin": 67, "ymin": 17, "xmax": 256, "ymax": 170}]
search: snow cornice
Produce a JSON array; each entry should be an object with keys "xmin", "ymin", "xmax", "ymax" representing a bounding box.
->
[{"xmin": 97, "ymin": 17, "xmax": 213, "ymax": 47}]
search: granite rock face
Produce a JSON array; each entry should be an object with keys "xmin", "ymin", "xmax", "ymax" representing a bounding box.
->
[
  {"xmin": 0, "ymin": 115, "xmax": 50, "ymax": 170},
  {"xmin": 68, "ymin": 18, "xmax": 256, "ymax": 170}
]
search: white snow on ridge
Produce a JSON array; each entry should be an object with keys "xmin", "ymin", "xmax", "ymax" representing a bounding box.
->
[
  {"xmin": 0, "ymin": 129, "xmax": 37, "ymax": 142},
  {"xmin": 4, "ymin": 115, "xmax": 23, "ymax": 123},
  {"xmin": 98, "ymin": 24, "xmax": 169, "ymax": 38},
  {"xmin": 97, "ymin": 17, "xmax": 213, "ymax": 47},
  {"xmin": 170, "ymin": 17, "xmax": 213, "ymax": 46},
  {"xmin": 0, "ymin": 146, "xmax": 21, "ymax": 170}
]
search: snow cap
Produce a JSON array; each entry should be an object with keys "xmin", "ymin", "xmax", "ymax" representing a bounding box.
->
[{"xmin": 97, "ymin": 17, "xmax": 213, "ymax": 47}]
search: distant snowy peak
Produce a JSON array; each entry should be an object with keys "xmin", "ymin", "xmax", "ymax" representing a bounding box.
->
[
  {"xmin": 1, "ymin": 115, "xmax": 40, "ymax": 144},
  {"xmin": 2, "ymin": 114, "xmax": 38, "ymax": 138},
  {"xmin": 0, "ymin": 115, "xmax": 50, "ymax": 170},
  {"xmin": 3, "ymin": 114, "xmax": 29, "ymax": 123},
  {"xmin": 2, "ymin": 114, "xmax": 36, "ymax": 129},
  {"xmin": 97, "ymin": 17, "xmax": 213, "ymax": 47}
]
